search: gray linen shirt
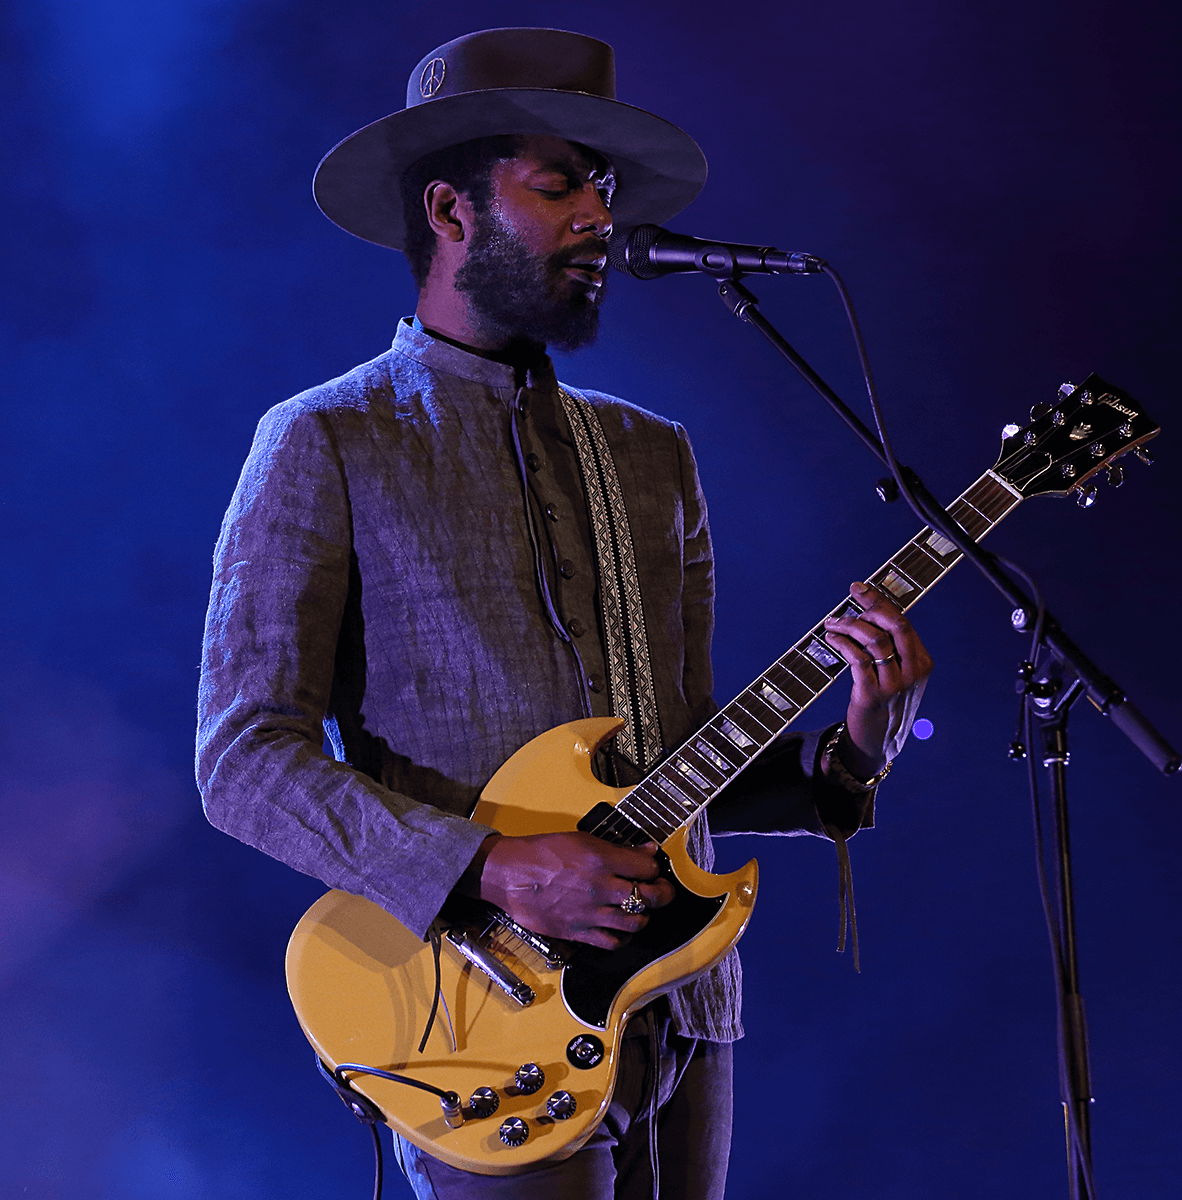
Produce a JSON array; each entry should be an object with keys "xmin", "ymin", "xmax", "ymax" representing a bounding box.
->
[{"xmin": 196, "ymin": 320, "xmax": 870, "ymax": 1042}]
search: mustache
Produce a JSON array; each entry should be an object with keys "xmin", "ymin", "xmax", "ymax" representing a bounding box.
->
[{"xmin": 550, "ymin": 243, "xmax": 610, "ymax": 272}]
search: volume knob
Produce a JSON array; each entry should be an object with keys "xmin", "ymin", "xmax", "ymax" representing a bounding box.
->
[
  {"xmin": 546, "ymin": 1090, "xmax": 577, "ymax": 1120},
  {"xmin": 514, "ymin": 1063, "xmax": 545, "ymax": 1095},
  {"xmin": 468, "ymin": 1087, "xmax": 499, "ymax": 1118},
  {"xmin": 499, "ymin": 1116, "xmax": 529, "ymax": 1147}
]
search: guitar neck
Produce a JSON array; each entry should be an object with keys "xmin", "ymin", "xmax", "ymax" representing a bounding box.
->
[{"xmin": 614, "ymin": 469, "xmax": 1023, "ymax": 842}]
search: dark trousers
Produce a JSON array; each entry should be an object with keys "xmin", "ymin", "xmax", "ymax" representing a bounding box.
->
[{"xmin": 393, "ymin": 1006, "xmax": 733, "ymax": 1199}]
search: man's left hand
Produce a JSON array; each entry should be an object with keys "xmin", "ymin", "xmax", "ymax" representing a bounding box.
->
[{"xmin": 823, "ymin": 580, "xmax": 933, "ymax": 779}]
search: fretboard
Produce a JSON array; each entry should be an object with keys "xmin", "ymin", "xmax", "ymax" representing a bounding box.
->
[{"xmin": 607, "ymin": 469, "xmax": 1023, "ymax": 844}]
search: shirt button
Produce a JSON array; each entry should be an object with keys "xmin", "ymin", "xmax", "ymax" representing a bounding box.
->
[
  {"xmin": 526, "ymin": 453, "xmax": 542, "ymax": 472},
  {"xmin": 588, "ymin": 674, "xmax": 605, "ymax": 693},
  {"xmin": 545, "ymin": 504, "xmax": 559, "ymax": 521},
  {"xmin": 567, "ymin": 618, "xmax": 586, "ymax": 637},
  {"xmin": 559, "ymin": 559, "xmax": 575, "ymax": 578}
]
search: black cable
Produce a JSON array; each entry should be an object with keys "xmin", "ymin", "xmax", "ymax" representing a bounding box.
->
[
  {"xmin": 334, "ymin": 1062, "xmax": 454, "ymax": 1100},
  {"xmin": 368, "ymin": 1121, "xmax": 384, "ymax": 1200}
]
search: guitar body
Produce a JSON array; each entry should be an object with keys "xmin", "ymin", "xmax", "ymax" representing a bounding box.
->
[{"xmin": 286, "ymin": 716, "xmax": 758, "ymax": 1175}]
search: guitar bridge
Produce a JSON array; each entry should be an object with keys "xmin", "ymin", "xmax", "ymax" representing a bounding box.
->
[{"xmin": 446, "ymin": 927, "xmax": 536, "ymax": 1007}]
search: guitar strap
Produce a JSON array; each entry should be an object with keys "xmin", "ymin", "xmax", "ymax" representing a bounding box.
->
[{"xmin": 559, "ymin": 386, "xmax": 663, "ymax": 773}]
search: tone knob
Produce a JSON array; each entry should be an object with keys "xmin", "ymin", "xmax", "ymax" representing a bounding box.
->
[
  {"xmin": 546, "ymin": 1090, "xmax": 577, "ymax": 1120},
  {"xmin": 499, "ymin": 1116, "xmax": 529, "ymax": 1147},
  {"xmin": 468, "ymin": 1087, "xmax": 499, "ymax": 1118},
  {"xmin": 514, "ymin": 1063, "xmax": 545, "ymax": 1095}
]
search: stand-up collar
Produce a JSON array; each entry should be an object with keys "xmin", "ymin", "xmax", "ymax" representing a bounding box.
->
[{"xmin": 391, "ymin": 318, "xmax": 558, "ymax": 395}]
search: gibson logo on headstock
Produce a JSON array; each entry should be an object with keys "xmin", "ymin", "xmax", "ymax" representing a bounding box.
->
[{"xmin": 1099, "ymin": 394, "xmax": 1138, "ymax": 418}]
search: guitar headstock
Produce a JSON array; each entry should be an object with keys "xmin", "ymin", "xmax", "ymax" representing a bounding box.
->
[{"xmin": 992, "ymin": 374, "xmax": 1160, "ymax": 504}]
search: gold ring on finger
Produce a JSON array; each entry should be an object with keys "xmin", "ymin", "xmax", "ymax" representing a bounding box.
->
[{"xmin": 871, "ymin": 653, "xmax": 898, "ymax": 665}]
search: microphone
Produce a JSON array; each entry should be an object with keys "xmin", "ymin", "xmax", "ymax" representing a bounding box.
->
[{"xmin": 606, "ymin": 224, "xmax": 826, "ymax": 281}]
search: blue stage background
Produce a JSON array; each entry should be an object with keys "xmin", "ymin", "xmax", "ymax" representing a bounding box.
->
[{"xmin": 3, "ymin": 1, "xmax": 1179, "ymax": 1195}]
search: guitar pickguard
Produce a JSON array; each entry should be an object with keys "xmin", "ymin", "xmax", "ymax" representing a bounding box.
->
[{"xmin": 562, "ymin": 853, "xmax": 726, "ymax": 1027}]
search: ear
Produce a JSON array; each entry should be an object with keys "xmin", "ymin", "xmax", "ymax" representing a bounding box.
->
[{"xmin": 424, "ymin": 180, "xmax": 469, "ymax": 244}]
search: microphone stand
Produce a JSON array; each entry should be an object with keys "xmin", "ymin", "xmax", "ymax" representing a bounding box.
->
[{"xmin": 711, "ymin": 272, "xmax": 1179, "ymax": 1200}]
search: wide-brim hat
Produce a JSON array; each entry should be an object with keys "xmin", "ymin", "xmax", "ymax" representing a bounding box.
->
[{"xmin": 313, "ymin": 27, "xmax": 707, "ymax": 251}]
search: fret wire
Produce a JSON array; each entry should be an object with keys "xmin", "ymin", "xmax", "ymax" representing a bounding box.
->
[
  {"xmin": 958, "ymin": 495, "xmax": 992, "ymax": 525},
  {"xmin": 707, "ymin": 713, "xmax": 762, "ymax": 761},
  {"xmin": 950, "ymin": 494, "xmax": 988, "ymax": 528},
  {"xmin": 729, "ymin": 697, "xmax": 777, "ymax": 738},
  {"xmin": 590, "ymin": 808, "xmax": 653, "ymax": 844},
  {"xmin": 738, "ymin": 688, "xmax": 789, "ymax": 731},
  {"xmin": 680, "ymin": 743, "xmax": 729, "ymax": 790},
  {"xmin": 752, "ymin": 675, "xmax": 799, "ymax": 718},
  {"xmin": 695, "ymin": 726, "xmax": 744, "ymax": 772},
  {"xmin": 606, "ymin": 798, "xmax": 667, "ymax": 840},
  {"xmin": 905, "ymin": 536, "xmax": 947, "ymax": 570},
  {"xmin": 764, "ymin": 661, "xmax": 814, "ymax": 707},
  {"xmin": 649, "ymin": 765, "xmax": 705, "ymax": 811},
  {"xmin": 720, "ymin": 700, "xmax": 771, "ymax": 743},
  {"xmin": 946, "ymin": 500, "xmax": 990, "ymax": 539},
  {"xmin": 781, "ymin": 650, "xmax": 831, "ymax": 692},
  {"xmin": 623, "ymin": 780, "xmax": 684, "ymax": 827},
  {"xmin": 894, "ymin": 543, "xmax": 943, "ymax": 586},
  {"xmin": 652, "ymin": 761, "xmax": 705, "ymax": 808},
  {"xmin": 965, "ymin": 479, "xmax": 1015, "ymax": 522}
]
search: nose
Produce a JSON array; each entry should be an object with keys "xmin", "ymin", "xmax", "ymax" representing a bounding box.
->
[{"xmin": 573, "ymin": 183, "xmax": 613, "ymax": 240}]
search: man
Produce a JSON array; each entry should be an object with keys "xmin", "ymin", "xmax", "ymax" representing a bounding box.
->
[{"xmin": 197, "ymin": 27, "xmax": 931, "ymax": 1199}]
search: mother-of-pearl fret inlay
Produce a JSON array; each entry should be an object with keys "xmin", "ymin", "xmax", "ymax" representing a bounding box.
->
[
  {"xmin": 718, "ymin": 718, "xmax": 755, "ymax": 749},
  {"xmin": 804, "ymin": 639, "xmax": 842, "ymax": 670},
  {"xmin": 655, "ymin": 774, "xmax": 693, "ymax": 806},
  {"xmin": 613, "ymin": 470, "xmax": 1024, "ymax": 839},
  {"xmin": 694, "ymin": 739, "xmax": 735, "ymax": 772},
  {"xmin": 926, "ymin": 530, "xmax": 957, "ymax": 555},
  {"xmin": 757, "ymin": 681, "xmax": 793, "ymax": 712},
  {"xmin": 877, "ymin": 568, "xmax": 914, "ymax": 600}
]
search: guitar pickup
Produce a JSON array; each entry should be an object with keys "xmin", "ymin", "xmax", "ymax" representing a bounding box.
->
[{"xmin": 446, "ymin": 927, "xmax": 535, "ymax": 1007}]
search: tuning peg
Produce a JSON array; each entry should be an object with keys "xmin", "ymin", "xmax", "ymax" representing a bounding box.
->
[
  {"xmin": 1057, "ymin": 382, "xmax": 1078, "ymax": 399},
  {"xmin": 1075, "ymin": 485, "xmax": 1098, "ymax": 508},
  {"xmin": 1135, "ymin": 446, "xmax": 1154, "ymax": 465},
  {"xmin": 1029, "ymin": 403, "xmax": 1052, "ymax": 420},
  {"xmin": 1106, "ymin": 465, "xmax": 1124, "ymax": 488}
]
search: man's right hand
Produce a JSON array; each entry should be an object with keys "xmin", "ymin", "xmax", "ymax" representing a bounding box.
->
[{"xmin": 470, "ymin": 832, "xmax": 674, "ymax": 950}]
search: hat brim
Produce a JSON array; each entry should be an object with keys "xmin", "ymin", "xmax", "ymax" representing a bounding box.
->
[{"xmin": 313, "ymin": 89, "xmax": 707, "ymax": 250}]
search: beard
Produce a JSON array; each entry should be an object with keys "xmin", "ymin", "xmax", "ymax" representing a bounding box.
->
[{"xmin": 453, "ymin": 206, "xmax": 606, "ymax": 353}]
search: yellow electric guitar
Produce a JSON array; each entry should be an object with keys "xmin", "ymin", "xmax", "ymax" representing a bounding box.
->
[{"xmin": 286, "ymin": 377, "xmax": 1157, "ymax": 1175}]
